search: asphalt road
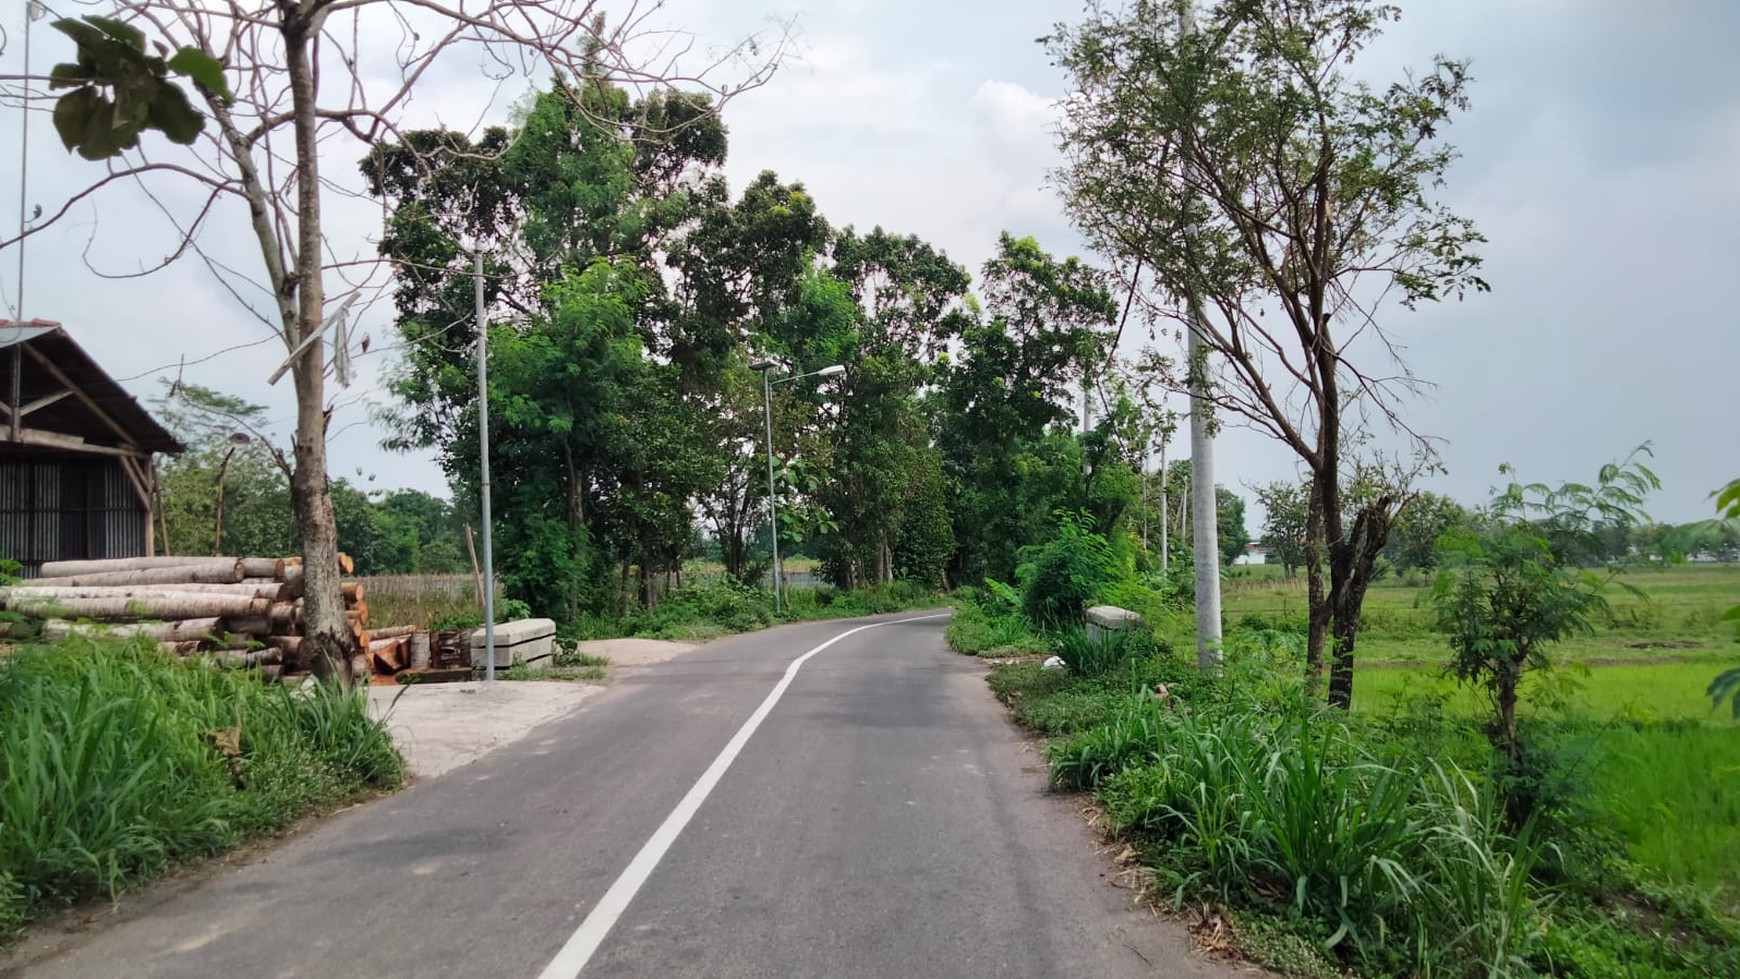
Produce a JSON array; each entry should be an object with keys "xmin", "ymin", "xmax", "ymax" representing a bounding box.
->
[{"xmin": 8, "ymin": 612, "xmax": 1219, "ymax": 979}]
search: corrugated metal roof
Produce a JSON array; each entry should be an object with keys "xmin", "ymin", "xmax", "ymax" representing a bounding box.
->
[
  {"xmin": 0, "ymin": 321, "xmax": 62, "ymax": 348},
  {"xmin": 0, "ymin": 320, "xmax": 184, "ymax": 455}
]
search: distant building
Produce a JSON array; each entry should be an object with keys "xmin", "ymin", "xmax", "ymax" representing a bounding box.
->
[
  {"xmin": 0, "ymin": 321, "xmax": 183, "ymax": 577},
  {"xmin": 1233, "ymin": 543, "xmax": 1269, "ymax": 566}
]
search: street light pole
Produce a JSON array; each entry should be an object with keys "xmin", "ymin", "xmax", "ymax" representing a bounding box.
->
[
  {"xmin": 758, "ymin": 365, "xmax": 782, "ymax": 614},
  {"xmin": 750, "ymin": 362, "xmax": 847, "ymax": 614},
  {"xmin": 476, "ymin": 250, "xmax": 496, "ymax": 681}
]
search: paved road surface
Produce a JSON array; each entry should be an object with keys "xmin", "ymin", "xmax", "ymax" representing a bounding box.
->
[{"xmin": 9, "ymin": 613, "xmax": 1217, "ymax": 979}]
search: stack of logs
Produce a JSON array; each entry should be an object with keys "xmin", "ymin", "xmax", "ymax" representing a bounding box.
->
[{"xmin": 0, "ymin": 555, "xmax": 390, "ymax": 682}]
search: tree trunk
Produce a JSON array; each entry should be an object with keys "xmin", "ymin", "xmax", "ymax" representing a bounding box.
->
[
  {"xmin": 41, "ymin": 617, "xmax": 223, "ymax": 642},
  {"xmin": 283, "ymin": 13, "xmax": 352, "ymax": 686},
  {"xmin": 1324, "ymin": 496, "xmax": 1396, "ymax": 710},
  {"xmin": 0, "ymin": 582, "xmax": 285, "ymax": 602},
  {"xmin": 1326, "ymin": 582, "xmax": 1360, "ymax": 711},
  {"xmin": 1497, "ymin": 675, "xmax": 1520, "ymax": 765},
  {"xmin": 38, "ymin": 556, "xmax": 246, "ymax": 577},
  {"xmin": 12, "ymin": 593, "xmax": 270, "ymax": 621},
  {"xmin": 1304, "ymin": 481, "xmax": 1328, "ymax": 697},
  {"xmin": 28, "ymin": 565, "xmax": 247, "ymax": 588}
]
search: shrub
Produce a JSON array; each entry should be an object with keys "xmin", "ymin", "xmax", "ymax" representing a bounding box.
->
[
  {"xmin": 1086, "ymin": 705, "xmax": 1548, "ymax": 975},
  {"xmin": 1050, "ymin": 626, "xmax": 1153, "ymax": 678},
  {"xmin": 629, "ymin": 576, "xmax": 773, "ymax": 639},
  {"xmin": 944, "ymin": 603, "xmax": 1046, "ymax": 656},
  {"xmin": 1017, "ymin": 511, "xmax": 1116, "ymax": 628}
]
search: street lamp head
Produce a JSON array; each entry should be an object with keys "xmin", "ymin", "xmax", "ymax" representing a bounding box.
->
[
  {"xmin": 816, "ymin": 364, "xmax": 846, "ymax": 377},
  {"xmin": 227, "ymin": 432, "xmax": 252, "ymax": 444},
  {"xmin": 749, "ymin": 358, "xmax": 777, "ymax": 372}
]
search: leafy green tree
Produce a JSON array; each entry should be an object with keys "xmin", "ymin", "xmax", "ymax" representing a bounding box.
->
[
  {"xmin": 1663, "ymin": 519, "xmax": 1740, "ymax": 563},
  {"xmin": 1255, "ymin": 481, "xmax": 1309, "ymax": 579},
  {"xmin": 368, "ymin": 81, "xmax": 736, "ymax": 618},
  {"xmin": 150, "ymin": 384, "xmax": 296, "ymax": 558},
  {"xmin": 1217, "ymin": 488, "xmax": 1250, "ymax": 567},
  {"xmin": 892, "ymin": 449, "xmax": 955, "ymax": 589},
  {"xmin": 375, "ymin": 491, "xmax": 468, "ymax": 574},
  {"xmin": 1052, "ymin": 0, "xmax": 1489, "ymax": 707},
  {"xmin": 1385, "ymin": 491, "xmax": 1472, "ymax": 572},
  {"xmin": 935, "ymin": 234, "xmax": 1118, "ymax": 584},
  {"xmin": 678, "ymin": 174, "xmax": 833, "ymax": 583},
  {"xmin": 23, "ymin": 2, "xmax": 772, "ymax": 682},
  {"xmin": 817, "ymin": 229, "xmax": 971, "ymax": 588},
  {"xmin": 1433, "ymin": 452, "xmax": 1658, "ymax": 794}
]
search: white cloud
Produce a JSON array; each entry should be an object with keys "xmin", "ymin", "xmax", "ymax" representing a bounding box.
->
[{"xmin": 968, "ymin": 79, "xmax": 1056, "ymax": 157}]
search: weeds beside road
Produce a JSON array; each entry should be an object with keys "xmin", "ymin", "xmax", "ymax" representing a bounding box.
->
[
  {"xmin": 0, "ymin": 637, "xmax": 402, "ymax": 944},
  {"xmin": 952, "ymin": 567, "xmax": 1740, "ymax": 979}
]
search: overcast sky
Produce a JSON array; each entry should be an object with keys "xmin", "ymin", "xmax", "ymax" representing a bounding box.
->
[{"xmin": 2, "ymin": 0, "xmax": 1736, "ymax": 524}]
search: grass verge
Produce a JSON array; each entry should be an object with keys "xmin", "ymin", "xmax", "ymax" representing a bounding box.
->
[
  {"xmin": 958, "ymin": 614, "xmax": 1740, "ymax": 978},
  {"xmin": 0, "ymin": 636, "xmax": 403, "ymax": 944}
]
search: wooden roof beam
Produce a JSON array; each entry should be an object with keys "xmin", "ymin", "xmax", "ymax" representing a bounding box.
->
[
  {"xmin": 0, "ymin": 424, "xmax": 148, "ymax": 459},
  {"xmin": 0, "ymin": 390, "xmax": 75, "ymax": 421},
  {"xmin": 23, "ymin": 344, "xmax": 141, "ymax": 452}
]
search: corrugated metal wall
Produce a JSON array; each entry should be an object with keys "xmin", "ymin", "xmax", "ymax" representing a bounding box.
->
[{"xmin": 0, "ymin": 457, "xmax": 146, "ymax": 578}]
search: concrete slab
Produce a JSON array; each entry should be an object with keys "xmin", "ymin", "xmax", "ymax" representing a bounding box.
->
[
  {"xmin": 367, "ymin": 680, "xmax": 603, "ymax": 780},
  {"xmin": 469, "ymin": 617, "xmax": 557, "ymax": 667},
  {"xmin": 570, "ymin": 637, "xmax": 698, "ymax": 667},
  {"xmin": 1086, "ymin": 605, "xmax": 1143, "ymax": 645}
]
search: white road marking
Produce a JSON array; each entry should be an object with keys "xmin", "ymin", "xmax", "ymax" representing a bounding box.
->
[{"xmin": 536, "ymin": 612, "xmax": 951, "ymax": 979}]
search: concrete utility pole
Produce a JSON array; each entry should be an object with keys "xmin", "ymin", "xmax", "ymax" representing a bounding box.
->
[
  {"xmin": 1181, "ymin": 0, "xmax": 1222, "ymax": 669},
  {"xmin": 1158, "ymin": 440, "xmax": 1169, "ymax": 570}
]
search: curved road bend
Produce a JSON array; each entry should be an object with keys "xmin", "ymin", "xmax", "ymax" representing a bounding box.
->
[{"xmin": 15, "ymin": 612, "xmax": 1220, "ymax": 979}]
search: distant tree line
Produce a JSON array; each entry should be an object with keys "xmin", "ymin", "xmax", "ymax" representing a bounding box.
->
[
  {"xmin": 1253, "ymin": 477, "xmax": 1736, "ymax": 579},
  {"xmin": 153, "ymin": 384, "xmax": 468, "ymax": 576}
]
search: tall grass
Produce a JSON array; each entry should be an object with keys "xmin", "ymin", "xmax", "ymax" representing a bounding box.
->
[
  {"xmin": 1587, "ymin": 723, "xmax": 1740, "ymax": 908},
  {"xmin": 1075, "ymin": 701, "xmax": 1547, "ymax": 976},
  {"xmin": 0, "ymin": 636, "xmax": 402, "ymax": 940},
  {"xmin": 943, "ymin": 602, "xmax": 1046, "ymax": 656}
]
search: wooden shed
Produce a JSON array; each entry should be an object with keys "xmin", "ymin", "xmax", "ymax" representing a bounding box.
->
[{"xmin": 0, "ymin": 320, "xmax": 184, "ymax": 577}]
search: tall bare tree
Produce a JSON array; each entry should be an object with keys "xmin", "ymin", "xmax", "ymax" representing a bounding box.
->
[
  {"xmin": 2, "ymin": 1, "xmax": 782, "ymax": 681},
  {"xmin": 1050, "ymin": 0, "xmax": 1487, "ymax": 707}
]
